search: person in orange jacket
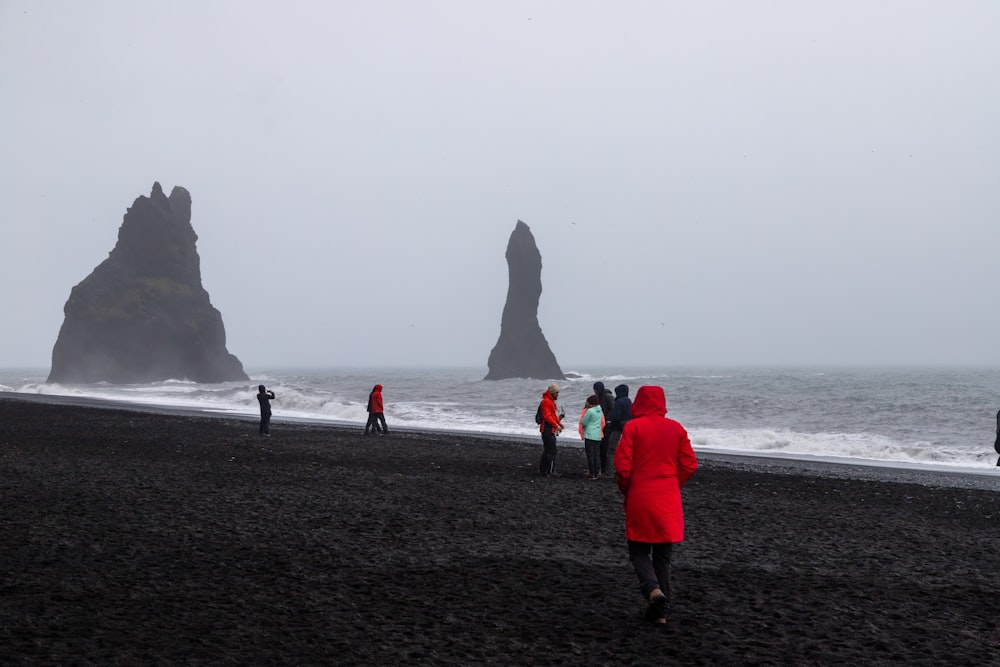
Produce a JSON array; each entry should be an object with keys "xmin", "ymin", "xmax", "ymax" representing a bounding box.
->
[
  {"xmin": 614, "ymin": 385, "xmax": 698, "ymax": 624},
  {"xmin": 537, "ymin": 383, "xmax": 564, "ymax": 476}
]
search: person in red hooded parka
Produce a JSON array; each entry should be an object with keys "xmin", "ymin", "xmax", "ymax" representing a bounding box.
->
[
  {"xmin": 613, "ymin": 385, "xmax": 698, "ymax": 623},
  {"xmin": 366, "ymin": 384, "xmax": 388, "ymax": 435}
]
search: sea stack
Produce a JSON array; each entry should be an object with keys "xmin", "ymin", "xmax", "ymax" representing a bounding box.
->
[
  {"xmin": 47, "ymin": 182, "xmax": 248, "ymax": 384},
  {"xmin": 484, "ymin": 220, "xmax": 564, "ymax": 381}
]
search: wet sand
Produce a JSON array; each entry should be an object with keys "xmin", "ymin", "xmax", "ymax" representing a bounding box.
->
[{"xmin": 1, "ymin": 396, "xmax": 999, "ymax": 665}]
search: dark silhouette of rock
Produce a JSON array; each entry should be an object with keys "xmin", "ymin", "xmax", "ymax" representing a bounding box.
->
[
  {"xmin": 47, "ymin": 182, "xmax": 248, "ymax": 384},
  {"xmin": 485, "ymin": 221, "xmax": 564, "ymax": 381}
]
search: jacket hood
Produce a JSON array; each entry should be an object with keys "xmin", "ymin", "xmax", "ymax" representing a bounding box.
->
[
  {"xmin": 614, "ymin": 384, "xmax": 629, "ymax": 398},
  {"xmin": 631, "ymin": 385, "xmax": 667, "ymax": 418},
  {"xmin": 374, "ymin": 384, "xmax": 383, "ymax": 392},
  {"xmin": 593, "ymin": 381, "xmax": 605, "ymax": 394}
]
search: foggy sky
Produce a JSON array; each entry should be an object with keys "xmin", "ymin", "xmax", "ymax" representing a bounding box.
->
[{"xmin": 2, "ymin": 2, "xmax": 998, "ymax": 370}]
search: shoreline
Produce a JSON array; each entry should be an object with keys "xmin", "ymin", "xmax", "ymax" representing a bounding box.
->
[
  {"xmin": 2, "ymin": 396, "xmax": 999, "ymax": 663},
  {"xmin": 4, "ymin": 390, "xmax": 997, "ymax": 490}
]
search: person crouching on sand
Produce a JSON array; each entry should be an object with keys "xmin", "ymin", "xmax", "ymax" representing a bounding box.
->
[
  {"xmin": 538, "ymin": 383, "xmax": 564, "ymax": 476},
  {"xmin": 256, "ymin": 384, "xmax": 275, "ymax": 436},
  {"xmin": 613, "ymin": 385, "xmax": 697, "ymax": 624},
  {"xmin": 578, "ymin": 394, "xmax": 605, "ymax": 479}
]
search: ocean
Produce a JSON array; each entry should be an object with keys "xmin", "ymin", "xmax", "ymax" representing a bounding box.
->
[{"xmin": 3, "ymin": 366, "xmax": 1000, "ymax": 472}]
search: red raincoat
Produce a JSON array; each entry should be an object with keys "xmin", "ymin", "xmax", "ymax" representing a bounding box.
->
[
  {"xmin": 371, "ymin": 384, "xmax": 384, "ymax": 413},
  {"xmin": 613, "ymin": 385, "xmax": 698, "ymax": 543}
]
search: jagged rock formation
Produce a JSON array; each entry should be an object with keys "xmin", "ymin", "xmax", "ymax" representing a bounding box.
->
[
  {"xmin": 47, "ymin": 182, "xmax": 248, "ymax": 384},
  {"xmin": 485, "ymin": 221, "xmax": 565, "ymax": 381}
]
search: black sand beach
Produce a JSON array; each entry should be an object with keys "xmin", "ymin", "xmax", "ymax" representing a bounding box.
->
[{"xmin": 2, "ymin": 396, "xmax": 999, "ymax": 665}]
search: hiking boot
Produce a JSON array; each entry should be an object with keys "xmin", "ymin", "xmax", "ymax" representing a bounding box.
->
[{"xmin": 644, "ymin": 589, "xmax": 667, "ymax": 622}]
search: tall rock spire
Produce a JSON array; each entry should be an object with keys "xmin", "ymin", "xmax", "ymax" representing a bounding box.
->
[
  {"xmin": 47, "ymin": 183, "xmax": 248, "ymax": 384},
  {"xmin": 484, "ymin": 220, "xmax": 564, "ymax": 381}
]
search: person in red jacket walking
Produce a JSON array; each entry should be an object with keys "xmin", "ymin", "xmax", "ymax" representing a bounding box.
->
[
  {"xmin": 613, "ymin": 385, "xmax": 698, "ymax": 624},
  {"xmin": 366, "ymin": 384, "xmax": 388, "ymax": 435}
]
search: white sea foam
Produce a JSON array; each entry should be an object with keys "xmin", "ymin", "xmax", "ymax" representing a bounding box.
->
[
  {"xmin": 690, "ymin": 428, "xmax": 996, "ymax": 468},
  {"xmin": 5, "ymin": 366, "xmax": 1000, "ymax": 471}
]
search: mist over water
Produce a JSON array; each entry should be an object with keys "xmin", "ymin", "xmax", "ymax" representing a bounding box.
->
[
  {"xmin": 4, "ymin": 4, "xmax": 1000, "ymax": 374},
  {"xmin": 3, "ymin": 366, "xmax": 999, "ymax": 471}
]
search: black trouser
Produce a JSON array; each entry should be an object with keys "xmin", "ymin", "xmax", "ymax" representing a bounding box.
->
[
  {"xmin": 584, "ymin": 439, "xmax": 601, "ymax": 476},
  {"xmin": 603, "ymin": 429, "xmax": 622, "ymax": 473},
  {"xmin": 259, "ymin": 413, "xmax": 271, "ymax": 435},
  {"xmin": 627, "ymin": 540, "xmax": 674, "ymax": 601},
  {"xmin": 539, "ymin": 431, "xmax": 557, "ymax": 475},
  {"xmin": 367, "ymin": 412, "xmax": 387, "ymax": 433}
]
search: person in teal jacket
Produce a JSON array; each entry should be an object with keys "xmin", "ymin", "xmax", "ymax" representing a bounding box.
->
[{"xmin": 579, "ymin": 395, "xmax": 605, "ymax": 479}]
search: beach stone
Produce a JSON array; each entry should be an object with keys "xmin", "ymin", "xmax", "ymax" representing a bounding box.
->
[
  {"xmin": 484, "ymin": 220, "xmax": 564, "ymax": 380},
  {"xmin": 47, "ymin": 182, "xmax": 248, "ymax": 384}
]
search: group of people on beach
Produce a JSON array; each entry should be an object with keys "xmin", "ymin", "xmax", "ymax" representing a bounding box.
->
[
  {"xmin": 256, "ymin": 377, "xmax": 696, "ymax": 624},
  {"xmin": 536, "ymin": 381, "xmax": 633, "ymax": 479},
  {"xmin": 537, "ymin": 380, "xmax": 699, "ymax": 624},
  {"xmin": 254, "ymin": 383, "xmax": 390, "ymax": 437}
]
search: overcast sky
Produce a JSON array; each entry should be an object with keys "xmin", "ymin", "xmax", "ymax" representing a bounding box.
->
[{"xmin": 2, "ymin": 1, "xmax": 998, "ymax": 370}]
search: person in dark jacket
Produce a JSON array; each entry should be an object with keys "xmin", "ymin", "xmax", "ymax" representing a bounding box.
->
[
  {"xmin": 994, "ymin": 409, "xmax": 1000, "ymax": 466},
  {"xmin": 606, "ymin": 383, "xmax": 633, "ymax": 460},
  {"xmin": 593, "ymin": 381, "xmax": 616, "ymax": 474},
  {"xmin": 256, "ymin": 384, "xmax": 275, "ymax": 436},
  {"xmin": 365, "ymin": 385, "xmax": 384, "ymax": 435}
]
